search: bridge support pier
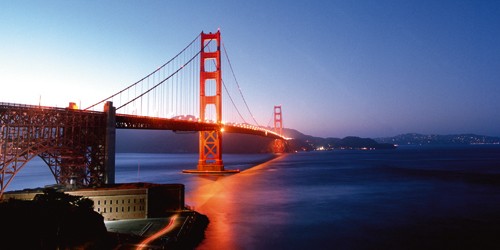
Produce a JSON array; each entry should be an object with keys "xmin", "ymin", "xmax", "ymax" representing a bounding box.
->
[
  {"xmin": 273, "ymin": 139, "xmax": 286, "ymax": 153},
  {"xmin": 197, "ymin": 130, "xmax": 224, "ymax": 171},
  {"xmin": 104, "ymin": 101, "xmax": 116, "ymax": 184}
]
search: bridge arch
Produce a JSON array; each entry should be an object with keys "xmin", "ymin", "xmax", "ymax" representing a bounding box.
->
[
  {"xmin": 1, "ymin": 102, "xmax": 115, "ymax": 197},
  {"xmin": 2, "ymin": 31, "xmax": 291, "ymax": 193}
]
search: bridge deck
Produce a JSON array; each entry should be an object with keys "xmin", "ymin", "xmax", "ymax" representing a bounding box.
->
[{"xmin": 115, "ymin": 114, "xmax": 284, "ymax": 139}]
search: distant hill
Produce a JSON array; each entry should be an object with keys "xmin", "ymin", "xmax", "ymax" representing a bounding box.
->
[
  {"xmin": 375, "ymin": 133, "xmax": 500, "ymax": 145},
  {"xmin": 281, "ymin": 128, "xmax": 395, "ymax": 151},
  {"xmin": 116, "ymin": 130, "xmax": 275, "ymax": 153},
  {"xmin": 116, "ymin": 128, "xmax": 396, "ymax": 153},
  {"xmin": 120, "ymin": 129, "xmax": 500, "ymax": 153}
]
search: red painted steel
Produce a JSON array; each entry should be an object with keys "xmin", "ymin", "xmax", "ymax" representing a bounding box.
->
[
  {"xmin": 274, "ymin": 105, "xmax": 283, "ymax": 136},
  {"xmin": 198, "ymin": 31, "xmax": 224, "ymax": 171},
  {"xmin": 273, "ymin": 106, "xmax": 286, "ymax": 153},
  {"xmin": 0, "ymin": 102, "xmax": 113, "ymax": 197}
]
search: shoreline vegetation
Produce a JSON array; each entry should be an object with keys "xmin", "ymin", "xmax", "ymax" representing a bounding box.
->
[{"xmin": 0, "ymin": 189, "xmax": 109, "ymax": 249}]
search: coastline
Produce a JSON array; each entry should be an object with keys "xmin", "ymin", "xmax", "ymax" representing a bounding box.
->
[
  {"xmin": 105, "ymin": 153, "xmax": 284, "ymax": 249},
  {"xmin": 106, "ymin": 210, "xmax": 209, "ymax": 249}
]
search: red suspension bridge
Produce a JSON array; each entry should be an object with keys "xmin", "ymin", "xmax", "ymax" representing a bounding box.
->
[{"xmin": 0, "ymin": 31, "xmax": 288, "ymax": 197}]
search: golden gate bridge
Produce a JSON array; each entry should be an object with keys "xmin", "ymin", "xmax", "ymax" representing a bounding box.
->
[{"xmin": 0, "ymin": 31, "xmax": 288, "ymax": 197}]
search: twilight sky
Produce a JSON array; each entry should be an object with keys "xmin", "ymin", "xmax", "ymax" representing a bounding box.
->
[{"xmin": 1, "ymin": 1, "xmax": 499, "ymax": 138}]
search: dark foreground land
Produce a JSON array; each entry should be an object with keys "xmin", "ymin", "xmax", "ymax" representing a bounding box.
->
[{"xmin": 0, "ymin": 189, "xmax": 208, "ymax": 249}]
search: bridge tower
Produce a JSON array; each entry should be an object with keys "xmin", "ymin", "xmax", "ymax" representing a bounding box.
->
[
  {"xmin": 197, "ymin": 31, "xmax": 225, "ymax": 171},
  {"xmin": 273, "ymin": 105, "xmax": 286, "ymax": 153},
  {"xmin": 274, "ymin": 105, "xmax": 283, "ymax": 136}
]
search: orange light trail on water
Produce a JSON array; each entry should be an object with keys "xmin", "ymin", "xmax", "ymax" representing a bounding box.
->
[{"xmin": 136, "ymin": 214, "xmax": 179, "ymax": 250}]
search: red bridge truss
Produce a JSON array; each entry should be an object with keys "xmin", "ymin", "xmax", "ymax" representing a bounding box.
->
[
  {"xmin": 0, "ymin": 31, "xmax": 288, "ymax": 197},
  {"xmin": 0, "ymin": 102, "xmax": 116, "ymax": 197}
]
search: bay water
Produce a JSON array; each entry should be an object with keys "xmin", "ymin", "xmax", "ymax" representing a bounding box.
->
[{"xmin": 7, "ymin": 145, "xmax": 500, "ymax": 249}]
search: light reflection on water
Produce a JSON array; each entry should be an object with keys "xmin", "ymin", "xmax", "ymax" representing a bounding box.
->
[
  {"xmin": 6, "ymin": 153, "xmax": 276, "ymax": 193},
  {"xmin": 186, "ymin": 156, "xmax": 291, "ymax": 249},
  {"xmin": 189, "ymin": 146, "xmax": 500, "ymax": 249},
  {"xmin": 6, "ymin": 146, "xmax": 500, "ymax": 249}
]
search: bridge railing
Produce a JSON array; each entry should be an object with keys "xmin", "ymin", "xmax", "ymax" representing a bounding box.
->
[{"xmin": 0, "ymin": 102, "xmax": 103, "ymax": 114}]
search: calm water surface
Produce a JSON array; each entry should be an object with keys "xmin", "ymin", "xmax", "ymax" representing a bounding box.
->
[
  {"xmin": 189, "ymin": 145, "xmax": 500, "ymax": 250},
  {"xmin": 8, "ymin": 145, "xmax": 500, "ymax": 249}
]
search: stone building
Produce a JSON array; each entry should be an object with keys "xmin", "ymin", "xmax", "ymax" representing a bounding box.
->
[{"xmin": 1, "ymin": 183, "xmax": 185, "ymax": 221}]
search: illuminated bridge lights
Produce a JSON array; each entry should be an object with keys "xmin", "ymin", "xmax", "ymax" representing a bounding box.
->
[{"xmin": 1, "ymin": 31, "xmax": 292, "ymax": 194}]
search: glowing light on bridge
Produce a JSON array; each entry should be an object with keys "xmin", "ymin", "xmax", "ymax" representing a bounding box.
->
[
  {"xmin": 0, "ymin": 31, "xmax": 290, "ymax": 196},
  {"xmin": 68, "ymin": 102, "xmax": 79, "ymax": 110}
]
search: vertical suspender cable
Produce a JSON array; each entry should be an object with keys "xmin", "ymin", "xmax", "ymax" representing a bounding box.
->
[{"xmin": 222, "ymin": 43, "xmax": 260, "ymax": 127}]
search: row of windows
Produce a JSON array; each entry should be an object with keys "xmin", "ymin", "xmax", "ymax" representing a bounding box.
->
[
  {"xmin": 97, "ymin": 205, "xmax": 145, "ymax": 213},
  {"xmin": 96, "ymin": 198, "xmax": 145, "ymax": 206}
]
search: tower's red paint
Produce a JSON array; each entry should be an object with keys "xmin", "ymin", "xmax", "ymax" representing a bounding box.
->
[
  {"xmin": 274, "ymin": 105, "xmax": 283, "ymax": 136},
  {"xmin": 273, "ymin": 105, "xmax": 285, "ymax": 153},
  {"xmin": 198, "ymin": 31, "xmax": 224, "ymax": 171}
]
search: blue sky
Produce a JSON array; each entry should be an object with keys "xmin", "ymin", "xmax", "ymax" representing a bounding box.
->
[{"xmin": 1, "ymin": 0, "xmax": 499, "ymax": 138}]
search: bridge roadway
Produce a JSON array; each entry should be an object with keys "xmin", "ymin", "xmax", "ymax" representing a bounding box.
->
[
  {"xmin": 116, "ymin": 114, "xmax": 284, "ymax": 139},
  {"xmin": 0, "ymin": 102, "xmax": 285, "ymax": 196},
  {"xmin": 0, "ymin": 102, "xmax": 283, "ymax": 139}
]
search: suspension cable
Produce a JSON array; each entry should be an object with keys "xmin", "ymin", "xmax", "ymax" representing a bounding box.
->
[
  {"xmin": 205, "ymin": 49, "xmax": 247, "ymax": 124},
  {"xmin": 222, "ymin": 79, "xmax": 247, "ymax": 124},
  {"xmin": 85, "ymin": 34, "xmax": 201, "ymax": 110},
  {"xmin": 116, "ymin": 39, "xmax": 212, "ymax": 111},
  {"xmin": 222, "ymin": 42, "xmax": 260, "ymax": 126},
  {"xmin": 267, "ymin": 111, "xmax": 274, "ymax": 128}
]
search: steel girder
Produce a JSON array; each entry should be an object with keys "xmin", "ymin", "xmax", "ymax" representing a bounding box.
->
[{"xmin": 0, "ymin": 103, "xmax": 108, "ymax": 197}]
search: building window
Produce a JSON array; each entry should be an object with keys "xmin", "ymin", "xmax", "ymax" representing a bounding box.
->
[
  {"xmin": 128, "ymin": 207, "xmax": 130, "ymax": 212},
  {"xmin": 98, "ymin": 200, "xmax": 100, "ymax": 205},
  {"xmin": 104, "ymin": 208, "xmax": 106, "ymax": 213},
  {"xmin": 110, "ymin": 200, "xmax": 113, "ymax": 205},
  {"xmin": 104, "ymin": 200, "xmax": 106, "ymax": 205}
]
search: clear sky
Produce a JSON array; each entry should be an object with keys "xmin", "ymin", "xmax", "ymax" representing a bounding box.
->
[{"xmin": 1, "ymin": 0, "xmax": 499, "ymax": 138}]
